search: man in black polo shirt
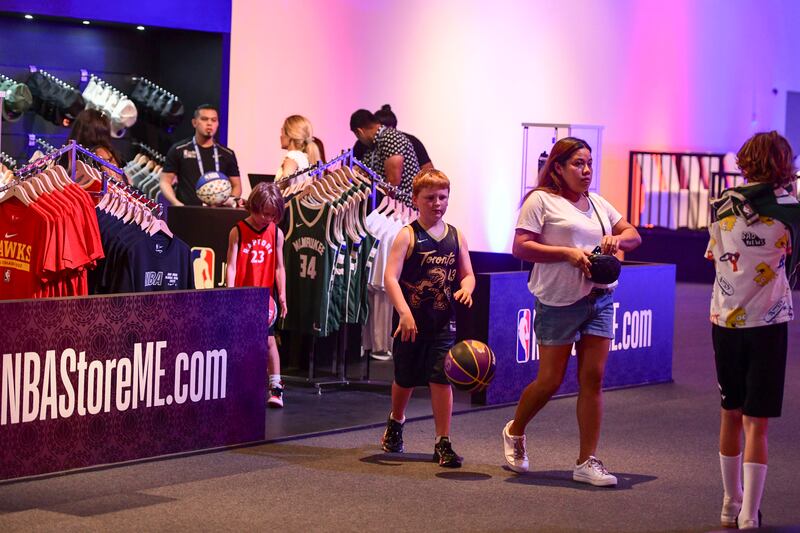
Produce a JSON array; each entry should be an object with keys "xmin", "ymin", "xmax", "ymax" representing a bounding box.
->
[
  {"xmin": 350, "ymin": 109, "xmax": 420, "ymax": 203},
  {"xmin": 160, "ymin": 104, "xmax": 241, "ymax": 206}
]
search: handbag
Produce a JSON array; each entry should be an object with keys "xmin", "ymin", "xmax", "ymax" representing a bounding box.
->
[{"xmin": 586, "ymin": 195, "xmax": 621, "ymax": 284}]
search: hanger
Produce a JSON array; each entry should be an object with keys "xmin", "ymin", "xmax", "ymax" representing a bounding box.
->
[{"xmin": 0, "ymin": 181, "xmax": 33, "ymax": 205}]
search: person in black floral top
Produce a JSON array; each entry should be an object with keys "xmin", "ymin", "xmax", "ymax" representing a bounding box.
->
[{"xmin": 350, "ymin": 109, "xmax": 420, "ymax": 203}]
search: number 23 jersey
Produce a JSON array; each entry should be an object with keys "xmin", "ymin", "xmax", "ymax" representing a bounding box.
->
[
  {"xmin": 234, "ymin": 220, "xmax": 277, "ymax": 288},
  {"xmin": 281, "ymin": 198, "xmax": 338, "ymax": 336}
]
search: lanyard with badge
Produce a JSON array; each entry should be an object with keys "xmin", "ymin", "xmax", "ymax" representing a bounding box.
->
[{"xmin": 193, "ymin": 137, "xmax": 220, "ymax": 175}]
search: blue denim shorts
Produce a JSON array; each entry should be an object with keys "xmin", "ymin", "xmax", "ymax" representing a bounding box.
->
[{"xmin": 534, "ymin": 289, "xmax": 615, "ymax": 346}]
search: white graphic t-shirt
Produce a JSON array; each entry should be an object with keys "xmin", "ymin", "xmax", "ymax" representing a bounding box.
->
[{"xmin": 706, "ymin": 187, "xmax": 796, "ymax": 328}]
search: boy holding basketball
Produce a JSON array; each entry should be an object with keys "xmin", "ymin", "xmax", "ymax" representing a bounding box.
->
[
  {"xmin": 226, "ymin": 182, "xmax": 288, "ymax": 407},
  {"xmin": 382, "ymin": 169, "xmax": 476, "ymax": 467}
]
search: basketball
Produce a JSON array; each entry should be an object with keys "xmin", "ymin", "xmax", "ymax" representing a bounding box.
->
[
  {"xmin": 444, "ymin": 340, "xmax": 496, "ymax": 393},
  {"xmin": 268, "ymin": 296, "xmax": 278, "ymax": 328},
  {"xmin": 195, "ymin": 171, "xmax": 232, "ymax": 206}
]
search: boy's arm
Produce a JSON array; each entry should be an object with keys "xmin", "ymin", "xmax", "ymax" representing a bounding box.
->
[
  {"xmin": 384, "ymin": 226, "xmax": 416, "ymax": 342},
  {"xmin": 225, "ymin": 227, "xmax": 238, "ymax": 288},
  {"xmin": 454, "ymin": 229, "xmax": 475, "ymax": 307},
  {"xmin": 275, "ymin": 228, "xmax": 288, "ymax": 318}
]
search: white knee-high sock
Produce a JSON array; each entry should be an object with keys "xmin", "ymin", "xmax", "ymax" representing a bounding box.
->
[
  {"xmin": 719, "ymin": 452, "xmax": 743, "ymax": 501},
  {"xmin": 740, "ymin": 462, "xmax": 767, "ymax": 525}
]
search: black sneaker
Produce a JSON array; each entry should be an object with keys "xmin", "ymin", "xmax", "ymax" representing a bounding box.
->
[
  {"xmin": 433, "ymin": 437, "xmax": 462, "ymax": 468},
  {"xmin": 381, "ymin": 417, "xmax": 404, "ymax": 453}
]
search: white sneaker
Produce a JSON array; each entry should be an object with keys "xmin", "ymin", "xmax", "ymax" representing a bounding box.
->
[
  {"xmin": 573, "ymin": 456, "xmax": 617, "ymax": 487},
  {"xmin": 502, "ymin": 420, "xmax": 529, "ymax": 473},
  {"xmin": 267, "ymin": 385, "xmax": 284, "ymax": 408},
  {"xmin": 738, "ymin": 510, "xmax": 761, "ymax": 529},
  {"xmin": 720, "ymin": 496, "xmax": 741, "ymax": 528},
  {"xmin": 370, "ymin": 351, "xmax": 392, "ymax": 361}
]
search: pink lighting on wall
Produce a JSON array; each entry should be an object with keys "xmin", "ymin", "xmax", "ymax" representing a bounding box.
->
[{"xmin": 229, "ymin": 0, "xmax": 800, "ymax": 252}]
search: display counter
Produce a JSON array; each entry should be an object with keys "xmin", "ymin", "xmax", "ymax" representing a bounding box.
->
[
  {"xmin": 0, "ymin": 287, "xmax": 268, "ymax": 481},
  {"xmin": 167, "ymin": 206, "xmax": 248, "ymax": 289},
  {"xmin": 460, "ymin": 262, "xmax": 676, "ymax": 405}
]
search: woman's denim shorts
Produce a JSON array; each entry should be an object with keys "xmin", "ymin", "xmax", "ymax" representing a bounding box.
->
[{"xmin": 533, "ymin": 289, "xmax": 614, "ymax": 346}]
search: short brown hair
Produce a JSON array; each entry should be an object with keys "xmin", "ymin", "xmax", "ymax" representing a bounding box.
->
[
  {"xmin": 412, "ymin": 168, "xmax": 450, "ymax": 197},
  {"xmin": 246, "ymin": 182, "xmax": 285, "ymax": 221},
  {"xmin": 737, "ymin": 131, "xmax": 795, "ymax": 187}
]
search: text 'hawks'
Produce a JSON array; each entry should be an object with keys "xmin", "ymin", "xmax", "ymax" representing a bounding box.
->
[{"xmin": 0, "ymin": 239, "xmax": 32, "ymax": 272}]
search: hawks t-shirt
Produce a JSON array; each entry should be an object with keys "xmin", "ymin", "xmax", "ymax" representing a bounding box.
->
[{"xmin": 0, "ymin": 198, "xmax": 50, "ymax": 300}]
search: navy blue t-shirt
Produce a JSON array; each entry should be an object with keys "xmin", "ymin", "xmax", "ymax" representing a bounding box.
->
[
  {"xmin": 113, "ymin": 231, "xmax": 193, "ymax": 293},
  {"xmin": 92, "ymin": 209, "xmax": 193, "ymax": 293}
]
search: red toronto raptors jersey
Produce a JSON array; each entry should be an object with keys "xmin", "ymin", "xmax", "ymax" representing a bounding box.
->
[{"xmin": 234, "ymin": 220, "xmax": 276, "ymax": 288}]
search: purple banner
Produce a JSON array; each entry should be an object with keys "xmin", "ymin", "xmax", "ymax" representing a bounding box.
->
[
  {"xmin": 0, "ymin": 288, "xmax": 268, "ymax": 481},
  {"xmin": 480, "ymin": 263, "xmax": 675, "ymax": 405}
]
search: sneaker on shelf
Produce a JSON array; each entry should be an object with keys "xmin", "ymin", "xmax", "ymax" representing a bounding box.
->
[
  {"xmin": 573, "ymin": 456, "xmax": 617, "ymax": 487},
  {"xmin": 433, "ymin": 437, "xmax": 462, "ymax": 468},
  {"xmin": 370, "ymin": 351, "xmax": 392, "ymax": 361},
  {"xmin": 738, "ymin": 510, "xmax": 762, "ymax": 529},
  {"xmin": 381, "ymin": 416, "xmax": 404, "ymax": 453},
  {"xmin": 720, "ymin": 496, "xmax": 742, "ymax": 528},
  {"xmin": 502, "ymin": 420, "xmax": 529, "ymax": 473},
  {"xmin": 267, "ymin": 384, "xmax": 284, "ymax": 408}
]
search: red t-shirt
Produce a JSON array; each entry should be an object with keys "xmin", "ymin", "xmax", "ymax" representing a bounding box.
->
[
  {"xmin": 0, "ymin": 198, "xmax": 50, "ymax": 300},
  {"xmin": 234, "ymin": 220, "xmax": 277, "ymax": 288}
]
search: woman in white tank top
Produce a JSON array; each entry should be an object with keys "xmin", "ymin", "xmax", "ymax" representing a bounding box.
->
[{"xmin": 275, "ymin": 115, "xmax": 322, "ymax": 181}]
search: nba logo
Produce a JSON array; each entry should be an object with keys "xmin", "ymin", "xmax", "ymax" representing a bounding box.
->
[
  {"xmin": 191, "ymin": 247, "xmax": 215, "ymax": 289},
  {"xmin": 517, "ymin": 309, "xmax": 532, "ymax": 363}
]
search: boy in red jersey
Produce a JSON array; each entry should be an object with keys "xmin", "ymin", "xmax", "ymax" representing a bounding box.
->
[{"xmin": 226, "ymin": 182, "xmax": 288, "ymax": 407}]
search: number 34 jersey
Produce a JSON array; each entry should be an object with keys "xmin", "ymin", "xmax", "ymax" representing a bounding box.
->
[
  {"xmin": 234, "ymin": 220, "xmax": 277, "ymax": 289},
  {"xmin": 281, "ymin": 198, "xmax": 339, "ymax": 336}
]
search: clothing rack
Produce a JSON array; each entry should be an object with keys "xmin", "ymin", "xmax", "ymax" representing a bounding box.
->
[
  {"xmin": 106, "ymin": 174, "xmax": 165, "ymax": 218},
  {"xmin": 132, "ymin": 141, "xmax": 166, "ymax": 163},
  {"xmin": 130, "ymin": 76, "xmax": 177, "ymax": 99},
  {"xmin": 35, "ymin": 137, "xmax": 58, "ymax": 154},
  {"xmin": 1, "ymin": 141, "xmax": 119, "ymax": 195},
  {"xmin": 279, "ymin": 149, "xmax": 405, "ymax": 209},
  {"xmin": 0, "ymin": 152, "xmax": 18, "ymax": 170},
  {"xmin": 87, "ymin": 74, "xmax": 125, "ymax": 97},
  {"xmin": 29, "ymin": 66, "xmax": 79, "ymax": 92}
]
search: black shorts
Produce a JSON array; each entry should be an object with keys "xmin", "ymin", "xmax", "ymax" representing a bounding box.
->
[
  {"xmin": 393, "ymin": 321, "xmax": 456, "ymax": 388},
  {"xmin": 712, "ymin": 322, "xmax": 788, "ymax": 418}
]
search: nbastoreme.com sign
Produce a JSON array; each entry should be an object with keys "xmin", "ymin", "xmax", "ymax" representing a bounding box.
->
[
  {"xmin": 1, "ymin": 341, "xmax": 227, "ymax": 426},
  {"xmin": 0, "ymin": 289, "xmax": 268, "ymax": 481}
]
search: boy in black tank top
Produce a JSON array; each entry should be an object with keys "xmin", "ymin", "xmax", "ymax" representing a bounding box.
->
[{"xmin": 382, "ymin": 169, "xmax": 476, "ymax": 467}]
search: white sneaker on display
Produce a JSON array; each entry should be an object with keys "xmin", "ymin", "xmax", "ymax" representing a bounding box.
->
[
  {"xmin": 573, "ymin": 456, "xmax": 617, "ymax": 487},
  {"xmin": 502, "ymin": 420, "xmax": 529, "ymax": 473},
  {"xmin": 720, "ymin": 496, "xmax": 741, "ymax": 528}
]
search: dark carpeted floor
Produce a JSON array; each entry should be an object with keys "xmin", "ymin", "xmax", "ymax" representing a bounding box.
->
[{"xmin": 1, "ymin": 283, "xmax": 798, "ymax": 532}]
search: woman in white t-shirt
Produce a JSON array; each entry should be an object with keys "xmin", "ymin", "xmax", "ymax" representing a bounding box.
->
[
  {"xmin": 501, "ymin": 137, "xmax": 641, "ymax": 487},
  {"xmin": 275, "ymin": 115, "xmax": 322, "ymax": 181}
]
